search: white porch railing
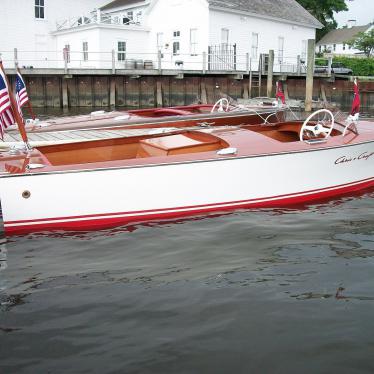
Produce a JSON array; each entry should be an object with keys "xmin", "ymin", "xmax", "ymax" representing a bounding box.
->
[
  {"xmin": 1, "ymin": 48, "xmax": 315, "ymax": 76},
  {"xmin": 56, "ymin": 9, "xmax": 142, "ymax": 31}
]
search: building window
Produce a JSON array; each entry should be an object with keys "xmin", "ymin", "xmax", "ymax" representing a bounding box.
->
[
  {"xmin": 127, "ymin": 11, "xmax": 133, "ymax": 20},
  {"xmin": 157, "ymin": 32, "xmax": 164, "ymax": 51},
  {"xmin": 173, "ymin": 31, "xmax": 180, "ymax": 37},
  {"xmin": 278, "ymin": 36, "xmax": 284, "ymax": 64},
  {"xmin": 343, "ymin": 43, "xmax": 346, "ymax": 50},
  {"xmin": 190, "ymin": 28, "xmax": 198, "ymax": 55},
  {"xmin": 118, "ymin": 41, "xmax": 126, "ymax": 61},
  {"xmin": 173, "ymin": 41, "xmax": 180, "ymax": 55},
  {"xmin": 221, "ymin": 28, "xmax": 229, "ymax": 47},
  {"xmin": 301, "ymin": 40, "xmax": 307, "ymax": 61},
  {"xmin": 123, "ymin": 14, "xmax": 131, "ymax": 24},
  {"xmin": 333, "ymin": 44, "xmax": 336, "ymax": 51},
  {"xmin": 35, "ymin": 0, "xmax": 45, "ymax": 19},
  {"xmin": 82, "ymin": 42, "xmax": 88, "ymax": 61},
  {"xmin": 318, "ymin": 45, "xmax": 322, "ymax": 53},
  {"xmin": 251, "ymin": 33, "xmax": 258, "ymax": 59}
]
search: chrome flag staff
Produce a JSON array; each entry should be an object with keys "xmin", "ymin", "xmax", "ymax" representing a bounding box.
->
[
  {"xmin": 0, "ymin": 60, "xmax": 31, "ymax": 148},
  {"xmin": 15, "ymin": 68, "xmax": 35, "ymax": 120}
]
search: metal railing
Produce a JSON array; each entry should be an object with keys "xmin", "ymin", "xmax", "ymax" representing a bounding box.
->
[{"xmin": 1, "ymin": 48, "xmax": 317, "ymax": 76}]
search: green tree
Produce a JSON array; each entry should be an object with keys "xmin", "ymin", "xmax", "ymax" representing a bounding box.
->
[
  {"xmin": 296, "ymin": 0, "xmax": 349, "ymax": 41},
  {"xmin": 349, "ymin": 29, "xmax": 374, "ymax": 57}
]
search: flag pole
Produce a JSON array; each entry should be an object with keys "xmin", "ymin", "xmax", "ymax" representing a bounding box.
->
[
  {"xmin": 0, "ymin": 60, "xmax": 31, "ymax": 150},
  {"xmin": 16, "ymin": 66, "xmax": 36, "ymax": 120}
]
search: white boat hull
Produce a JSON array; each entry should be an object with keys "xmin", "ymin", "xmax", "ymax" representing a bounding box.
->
[{"xmin": 1, "ymin": 141, "xmax": 373, "ymax": 234}]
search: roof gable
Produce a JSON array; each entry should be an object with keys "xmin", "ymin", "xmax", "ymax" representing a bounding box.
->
[
  {"xmin": 317, "ymin": 24, "xmax": 372, "ymax": 45},
  {"xmin": 208, "ymin": 0, "xmax": 322, "ymax": 28}
]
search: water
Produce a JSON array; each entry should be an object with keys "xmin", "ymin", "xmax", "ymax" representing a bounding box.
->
[
  {"xmin": 0, "ymin": 108, "xmax": 374, "ymax": 373},
  {"xmin": 0, "ymin": 190, "xmax": 374, "ymax": 374}
]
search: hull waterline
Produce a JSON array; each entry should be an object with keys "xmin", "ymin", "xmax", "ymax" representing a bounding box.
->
[{"xmin": 4, "ymin": 177, "xmax": 374, "ymax": 235}]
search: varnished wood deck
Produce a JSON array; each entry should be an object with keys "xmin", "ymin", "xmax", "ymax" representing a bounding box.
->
[{"xmin": 1, "ymin": 128, "xmax": 176, "ymax": 147}]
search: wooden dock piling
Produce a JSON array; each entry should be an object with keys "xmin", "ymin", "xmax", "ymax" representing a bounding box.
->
[
  {"xmin": 305, "ymin": 39, "xmax": 316, "ymax": 112},
  {"xmin": 266, "ymin": 50, "xmax": 274, "ymax": 98}
]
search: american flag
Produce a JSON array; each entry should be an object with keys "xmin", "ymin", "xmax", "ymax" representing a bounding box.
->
[
  {"xmin": 15, "ymin": 71, "xmax": 29, "ymax": 116},
  {"xmin": 0, "ymin": 68, "xmax": 15, "ymax": 138}
]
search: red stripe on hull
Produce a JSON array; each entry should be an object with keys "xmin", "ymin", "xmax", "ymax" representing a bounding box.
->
[{"xmin": 4, "ymin": 179, "xmax": 374, "ymax": 235}]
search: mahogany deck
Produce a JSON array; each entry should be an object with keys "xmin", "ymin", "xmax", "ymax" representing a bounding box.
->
[{"xmin": 1, "ymin": 120, "xmax": 373, "ymax": 176}]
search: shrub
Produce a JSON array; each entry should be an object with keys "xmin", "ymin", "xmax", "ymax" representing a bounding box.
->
[{"xmin": 332, "ymin": 57, "xmax": 374, "ymax": 76}]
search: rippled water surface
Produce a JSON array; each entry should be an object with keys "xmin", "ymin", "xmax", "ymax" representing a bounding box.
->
[
  {"xmin": 1, "ymin": 107, "xmax": 374, "ymax": 373},
  {"xmin": 1, "ymin": 189, "xmax": 374, "ymax": 374}
]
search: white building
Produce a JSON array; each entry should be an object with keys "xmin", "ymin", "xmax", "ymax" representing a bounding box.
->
[
  {"xmin": 0, "ymin": 0, "xmax": 106, "ymax": 68},
  {"xmin": 1, "ymin": 0, "xmax": 322, "ymax": 71},
  {"xmin": 316, "ymin": 21, "xmax": 374, "ymax": 56}
]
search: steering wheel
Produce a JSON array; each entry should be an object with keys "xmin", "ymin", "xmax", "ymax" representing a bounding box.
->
[
  {"xmin": 211, "ymin": 98, "xmax": 230, "ymax": 113},
  {"xmin": 299, "ymin": 109, "xmax": 335, "ymax": 142}
]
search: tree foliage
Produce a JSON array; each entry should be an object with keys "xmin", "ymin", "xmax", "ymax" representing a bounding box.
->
[
  {"xmin": 349, "ymin": 29, "xmax": 374, "ymax": 57},
  {"xmin": 296, "ymin": 0, "xmax": 349, "ymax": 41}
]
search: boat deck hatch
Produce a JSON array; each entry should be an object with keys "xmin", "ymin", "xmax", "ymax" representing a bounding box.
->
[{"xmin": 137, "ymin": 133, "xmax": 222, "ymax": 156}]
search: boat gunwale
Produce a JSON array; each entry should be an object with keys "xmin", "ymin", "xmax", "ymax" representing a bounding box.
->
[{"xmin": 24, "ymin": 110, "xmax": 279, "ymax": 132}]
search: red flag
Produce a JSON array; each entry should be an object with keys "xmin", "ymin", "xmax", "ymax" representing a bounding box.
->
[
  {"xmin": 275, "ymin": 81, "xmax": 286, "ymax": 104},
  {"xmin": 350, "ymin": 79, "xmax": 360, "ymax": 116}
]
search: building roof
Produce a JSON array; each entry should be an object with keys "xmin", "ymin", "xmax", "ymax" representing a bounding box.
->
[
  {"xmin": 100, "ymin": 0, "xmax": 146, "ymax": 11},
  {"xmin": 208, "ymin": 0, "xmax": 323, "ymax": 28},
  {"xmin": 317, "ymin": 24, "xmax": 372, "ymax": 45},
  {"xmin": 100, "ymin": 0, "xmax": 322, "ymax": 28}
]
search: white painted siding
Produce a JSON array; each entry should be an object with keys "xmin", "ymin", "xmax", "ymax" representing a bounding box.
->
[
  {"xmin": 99, "ymin": 27, "xmax": 150, "ymax": 68},
  {"xmin": 1, "ymin": 0, "xmax": 319, "ymax": 70},
  {"xmin": 317, "ymin": 42, "xmax": 368, "ymax": 56},
  {"xmin": 146, "ymin": 0, "xmax": 210, "ymax": 69},
  {"xmin": 209, "ymin": 9, "xmax": 316, "ymax": 71},
  {"xmin": 316, "ymin": 25, "xmax": 374, "ymax": 56},
  {"xmin": 54, "ymin": 26, "xmax": 150, "ymax": 68},
  {"xmin": 0, "ymin": 0, "xmax": 105, "ymax": 68},
  {"xmin": 317, "ymin": 42, "xmax": 365, "ymax": 56}
]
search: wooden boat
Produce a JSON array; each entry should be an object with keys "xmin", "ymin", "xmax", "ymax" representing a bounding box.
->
[
  {"xmin": 2, "ymin": 99, "xmax": 285, "ymax": 147},
  {"xmin": 1, "ymin": 109, "xmax": 373, "ymax": 235},
  {"xmin": 18, "ymin": 100, "xmax": 284, "ymax": 133}
]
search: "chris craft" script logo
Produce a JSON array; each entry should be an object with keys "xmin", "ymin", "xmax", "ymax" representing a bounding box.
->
[{"xmin": 335, "ymin": 151, "xmax": 374, "ymax": 165}]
